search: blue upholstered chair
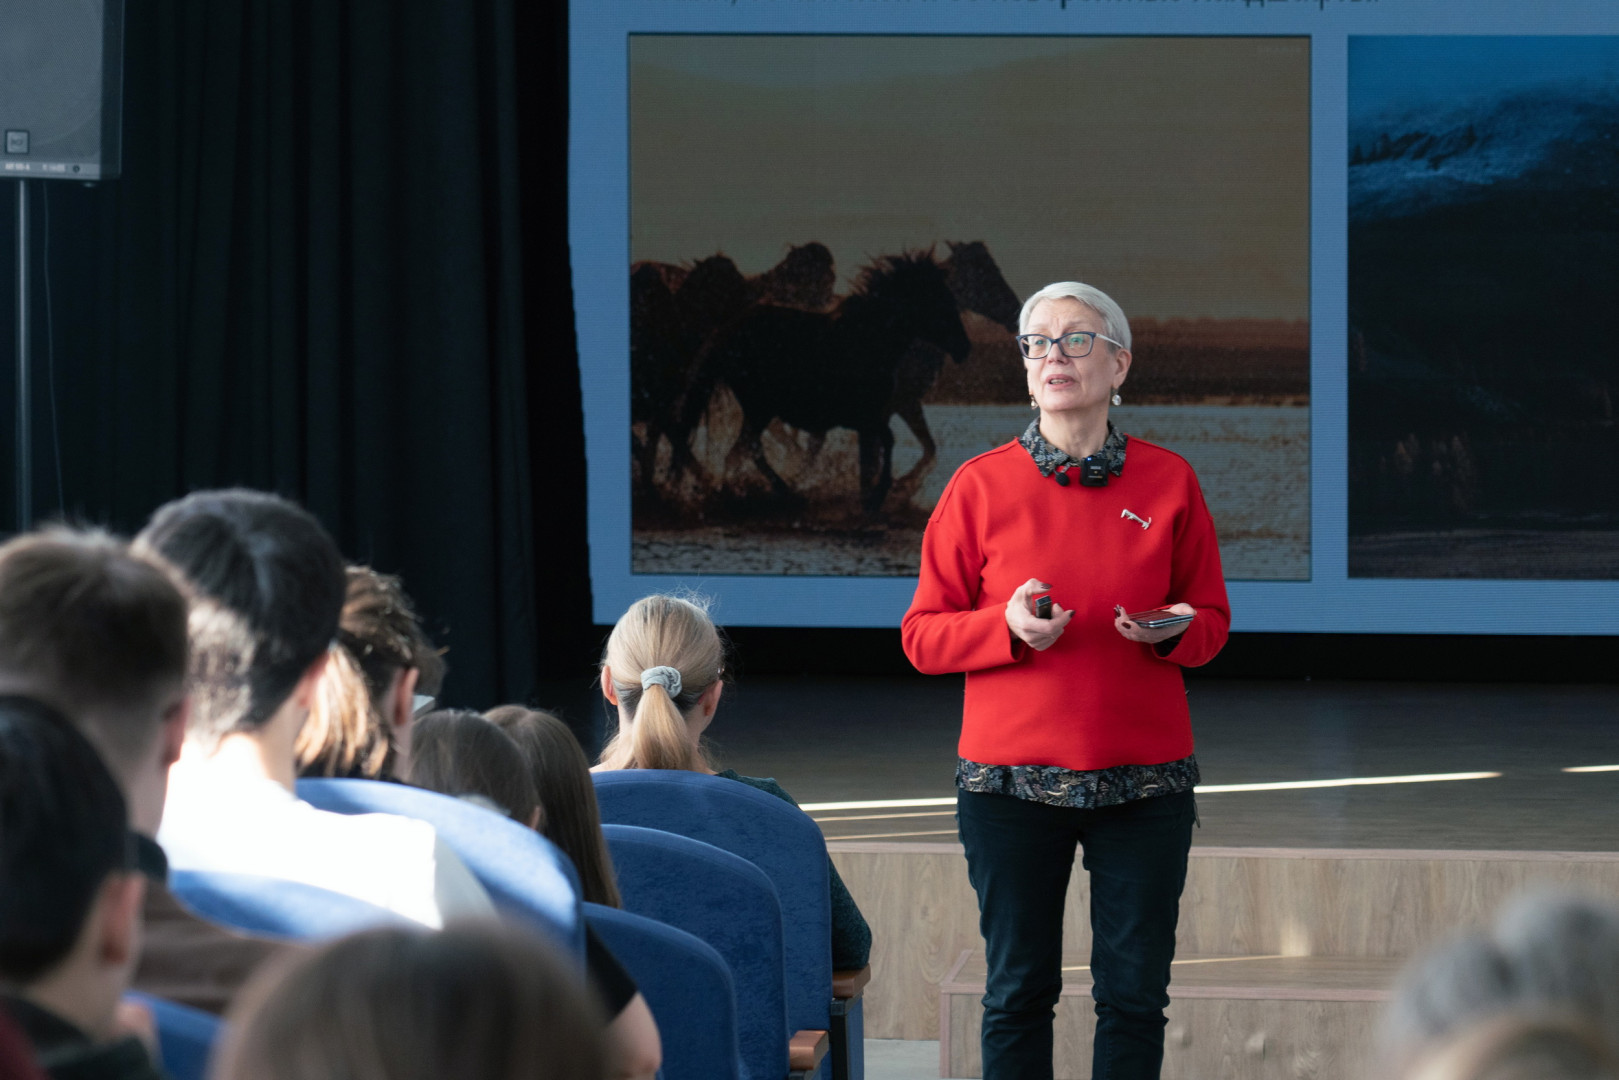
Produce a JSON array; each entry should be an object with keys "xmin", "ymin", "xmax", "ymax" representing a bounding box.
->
[
  {"xmin": 602, "ymin": 824, "xmax": 828, "ymax": 1080},
  {"xmin": 584, "ymin": 902, "xmax": 743, "ymax": 1080},
  {"xmin": 125, "ymin": 992, "xmax": 221, "ymax": 1080},
  {"xmin": 295, "ymin": 777, "xmax": 582, "ymax": 957},
  {"xmin": 168, "ymin": 870, "xmax": 412, "ymax": 941},
  {"xmin": 595, "ymin": 770, "xmax": 866, "ymax": 1080}
]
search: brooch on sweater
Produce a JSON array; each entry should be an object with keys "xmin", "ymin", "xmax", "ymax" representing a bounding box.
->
[{"xmin": 1121, "ymin": 509, "xmax": 1152, "ymax": 530}]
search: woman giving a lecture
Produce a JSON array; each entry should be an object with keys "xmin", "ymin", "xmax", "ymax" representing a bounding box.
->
[{"xmin": 902, "ymin": 281, "xmax": 1230, "ymax": 1080}]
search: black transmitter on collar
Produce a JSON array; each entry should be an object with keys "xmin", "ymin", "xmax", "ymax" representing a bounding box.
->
[{"xmin": 1078, "ymin": 455, "xmax": 1109, "ymax": 487}]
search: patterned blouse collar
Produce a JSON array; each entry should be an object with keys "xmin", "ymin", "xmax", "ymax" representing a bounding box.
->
[{"xmin": 1019, "ymin": 417, "xmax": 1128, "ymax": 479}]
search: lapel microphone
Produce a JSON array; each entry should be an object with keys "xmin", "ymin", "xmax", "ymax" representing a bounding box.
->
[{"xmin": 1054, "ymin": 456, "xmax": 1109, "ymax": 488}]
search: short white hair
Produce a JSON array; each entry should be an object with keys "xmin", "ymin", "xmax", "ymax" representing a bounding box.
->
[
  {"xmin": 1379, "ymin": 890, "xmax": 1619, "ymax": 1070},
  {"xmin": 1017, "ymin": 282, "xmax": 1132, "ymax": 352}
]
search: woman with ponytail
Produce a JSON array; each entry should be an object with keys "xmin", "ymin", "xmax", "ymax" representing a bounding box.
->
[
  {"xmin": 596, "ymin": 595, "xmax": 871, "ymax": 970},
  {"xmin": 296, "ymin": 566, "xmax": 444, "ymax": 779}
]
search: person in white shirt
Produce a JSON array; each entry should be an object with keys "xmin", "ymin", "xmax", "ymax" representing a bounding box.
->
[{"xmin": 137, "ymin": 489, "xmax": 493, "ymax": 928}]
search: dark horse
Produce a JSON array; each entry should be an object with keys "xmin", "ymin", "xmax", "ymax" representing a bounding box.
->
[
  {"xmin": 888, "ymin": 241, "xmax": 1023, "ymax": 487},
  {"xmin": 629, "ymin": 254, "xmax": 750, "ymax": 486},
  {"xmin": 673, "ymin": 251, "xmax": 971, "ymax": 514},
  {"xmin": 630, "ymin": 244, "xmax": 834, "ymax": 489}
]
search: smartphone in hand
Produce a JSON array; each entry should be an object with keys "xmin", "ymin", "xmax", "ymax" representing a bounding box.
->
[{"xmin": 1125, "ymin": 607, "xmax": 1193, "ymax": 629}]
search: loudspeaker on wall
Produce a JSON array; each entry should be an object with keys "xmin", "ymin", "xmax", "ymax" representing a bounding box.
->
[{"xmin": 0, "ymin": 0, "xmax": 124, "ymax": 181}]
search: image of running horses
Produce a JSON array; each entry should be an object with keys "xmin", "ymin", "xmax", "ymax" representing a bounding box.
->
[
  {"xmin": 631, "ymin": 242, "xmax": 1020, "ymax": 517},
  {"xmin": 631, "ymin": 242, "xmax": 837, "ymax": 489}
]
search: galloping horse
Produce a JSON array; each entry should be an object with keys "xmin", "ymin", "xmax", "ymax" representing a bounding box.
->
[
  {"xmin": 673, "ymin": 251, "xmax": 971, "ymax": 514},
  {"xmin": 889, "ymin": 241, "xmax": 1023, "ymax": 486},
  {"xmin": 630, "ymin": 245, "xmax": 830, "ymax": 489}
]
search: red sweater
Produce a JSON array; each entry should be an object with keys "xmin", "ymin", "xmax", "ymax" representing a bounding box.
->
[{"xmin": 902, "ymin": 437, "xmax": 1230, "ymax": 771}]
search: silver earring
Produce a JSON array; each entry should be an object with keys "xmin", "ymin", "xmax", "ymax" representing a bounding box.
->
[
  {"xmin": 1111, "ymin": 389, "xmax": 1122, "ymax": 407},
  {"xmin": 1029, "ymin": 395, "xmax": 1039, "ymax": 410}
]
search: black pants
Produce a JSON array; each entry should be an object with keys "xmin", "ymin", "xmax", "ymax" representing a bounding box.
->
[{"xmin": 957, "ymin": 788, "xmax": 1195, "ymax": 1080}]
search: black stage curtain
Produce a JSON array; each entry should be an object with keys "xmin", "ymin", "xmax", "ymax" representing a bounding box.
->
[{"xmin": 0, "ymin": 0, "xmax": 592, "ymax": 708}]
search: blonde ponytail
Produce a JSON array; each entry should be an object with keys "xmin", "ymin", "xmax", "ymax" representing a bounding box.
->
[
  {"xmin": 597, "ymin": 595, "xmax": 726, "ymax": 772},
  {"xmin": 629, "ymin": 682, "xmax": 700, "ymax": 771},
  {"xmin": 296, "ymin": 643, "xmax": 390, "ymax": 778}
]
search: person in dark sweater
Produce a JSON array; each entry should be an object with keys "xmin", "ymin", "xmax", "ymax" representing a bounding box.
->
[
  {"xmin": 0, "ymin": 696, "xmax": 164, "ymax": 1080},
  {"xmin": 594, "ymin": 594, "xmax": 872, "ymax": 971}
]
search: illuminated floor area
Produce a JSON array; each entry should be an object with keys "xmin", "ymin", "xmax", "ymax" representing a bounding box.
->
[
  {"xmin": 865, "ymin": 1040, "xmax": 949, "ymax": 1080},
  {"xmin": 696, "ymin": 677, "xmax": 1619, "ymax": 850}
]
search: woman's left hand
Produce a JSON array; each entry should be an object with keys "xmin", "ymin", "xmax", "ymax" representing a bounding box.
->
[{"xmin": 1113, "ymin": 603, "xmax": 1195, "ymax": 645}]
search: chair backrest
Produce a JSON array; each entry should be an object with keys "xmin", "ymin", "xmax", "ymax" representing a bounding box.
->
[
  {"xmin": 124, "ymin": 992, "xmax": 221, "ymax": 1080},
  {"xmin": 583, "ymin": 902, "xmax": 743, "ymax": 1080},
  {"xmin": 594, "ymin": 770, "xmax": 832, "ymax": 1032},
  {"xmin": 169, "ymin": 869, "xmax": 412, "ymax": 942},
  {"xmin": 603, "ymin": 824, "xmax": 788, "ymax": 1080},
  {"xmin": 296, "ymin": 778, "xmax": 582, "ymax": 956}
]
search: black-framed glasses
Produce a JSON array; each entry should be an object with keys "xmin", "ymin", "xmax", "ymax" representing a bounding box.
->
[{"xmin": 1016, "ymin": 331, "xmax": 1125, "ymax": 360}]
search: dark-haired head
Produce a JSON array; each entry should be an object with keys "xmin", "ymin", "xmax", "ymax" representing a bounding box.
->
[
  {"xmin": 0, "ymin": 695, "xmax": 137, "ymax": 989},
  {"xmin": 134, "ymin": 489, "xmax": 345, "ymax": 747},
  {"xmin": 486, "ymin": 706, "xmax": 622, "ymax": 909},
  {"xmin": 407, "ymin": 710, "xmax": 539, "ymax": 828}
]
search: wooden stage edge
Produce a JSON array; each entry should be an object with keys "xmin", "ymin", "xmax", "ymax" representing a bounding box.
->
[
  {"xmin": 827, "ymin": 840, "xmax": 1619, "ymax": 1053},
  {"xmin": 830, "ymin": 841, "xmax": 1619, "ymax": 861}
]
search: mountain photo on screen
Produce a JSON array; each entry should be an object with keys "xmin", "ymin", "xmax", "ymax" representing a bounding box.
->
[
  {"xmin": 630, "ymin": 36, "xmax": 1310, "ymax": 579},
  {"xmin": 1348, "ymin": 36, "xmax": 1619, "ymax": 580}
]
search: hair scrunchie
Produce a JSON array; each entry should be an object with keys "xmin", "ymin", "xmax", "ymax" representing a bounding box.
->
[{"xmin": 640, "ymin": 665, "xmax": 683, "ymax": 698}]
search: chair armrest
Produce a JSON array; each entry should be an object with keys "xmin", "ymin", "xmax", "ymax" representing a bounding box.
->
[
  {"xmin": 832, "ymin": 965, "xmax": 872, "ymax": 1000},
  {"xmin": 789, "ymin": 1029, "xmax": 830, "ymax": 1073}
]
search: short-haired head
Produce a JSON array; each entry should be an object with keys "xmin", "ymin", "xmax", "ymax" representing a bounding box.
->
[
  {"xmin": 217, "ymin": 921, "xmax": 606, "ymax": 1080},
  {"xmin": 0, "ymin": 695, "xmax": 133, "ymax": 984},
  {"xmin": 0, "ymin": 528, "xmax": 189, "ymax": 833},
  {"xmin": 598, "ymin": 594, "xmax": 727, "ymax": 772},
  {"xmin": 1017, "ymin": 282, "xmax": 1132, "ymax": 351},
  {"xmin": 1383, "ymin": 931, "xmax": 1521, "ymax": 1065},
  {"xmin": 133, "ymin": 489, "xmax": 345, "ymax": 748},
  {"xmin": 407, "ymin": 709, "xmax": 540, "ymax": 828},
  {"xmin": 1381, "ymin": 890, "xmax": 1619, "ymax": 1070}
]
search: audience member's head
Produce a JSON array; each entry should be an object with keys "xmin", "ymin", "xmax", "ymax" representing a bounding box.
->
[
  {"xmin": 133, "ymin": 489, "xmax": 345, "ymax": 752},
  {"xmin": 1383, "ymin": 891, "xmax": 1619, "ymax": 1070},
  {"xmin": 0, "ymin": 696, "xmax": 145, "ymax": 1041},
  {"xmin": 1491, "ymin": 891, "xmax": 1619, "ymax": 1045},
  {"xmin": 297, "ymin": 566, "xmax": 444, "ymax": 780},
  {"xmin": 215, "ymin": 922, "xmax": 606, "ymax": 1080},
  {"xmin": 1404, "ymin": 1014, "xmax": 1619, "ymax": 1080},
  {"xmin": 0, "ymin": 528, "xmax": 189, "ymax": 835},
  {"xmin": 598, "ymin": 594, "xmax": 727, "ymax": 772},
  {"xmin": 407, "ymin": 710, "xmax": 539, "ymax": 828},
  {"xmin": 486, "ymin": 706, "xmax": 622, "ymax": 908}
]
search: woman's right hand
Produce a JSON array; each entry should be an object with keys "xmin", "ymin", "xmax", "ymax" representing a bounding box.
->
[{"xmin": 1006, "ymin": 578, "xmax": 1074, "ymax": 652}]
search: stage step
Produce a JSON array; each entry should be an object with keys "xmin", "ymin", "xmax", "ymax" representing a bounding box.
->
[
  {"xmin": 940, "ymin": 950, "xmax": 1402, "ymax": 1080},
  {"xmin": 829, "ymin": 842, "xmax": 1619, "ymax": 1046}
]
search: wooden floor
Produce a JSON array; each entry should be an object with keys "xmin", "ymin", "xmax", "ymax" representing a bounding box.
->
[
  {"xmin": 698, "ymin": 677, "xmax": 1619, "ymax": 850},
  {"xmin": 943, "ymin": 952, "xmax": 1402, "ymax": 1000}
]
